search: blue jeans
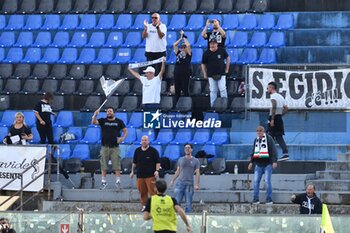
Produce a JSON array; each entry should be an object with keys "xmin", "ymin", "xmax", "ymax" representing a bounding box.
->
[
  {"xmin": 253, "ymin": 164, "xmax": 273, "ymax": 202},
  {"xmin": 174, "ymin": 182, "xmax": 194, "ymax": 213},
  {"xmin": 208, "ymin": 76, "xmax": 228, "ymax": 107}
]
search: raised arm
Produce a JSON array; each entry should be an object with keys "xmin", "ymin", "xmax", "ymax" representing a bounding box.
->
[
  {"xmin": 215, "ymin": 20, "xmax": 226, "ymax": 38},
  {"xmin": 158, "ymin": 57, "xmax": 166, "ymax": 80},
  {"xmin": 128, "ymin": 67, "xmax": 141, "ymax": 79},
  {"xmin": 201, "ymin": 19, "xmax": 210, "ymax": 38},
  {"xmin": 91, "ymin": 109, "xmax": 100, "ymax": 125},
  {"xmin": 183, "ymin": 38, "xmax": 192, "ymax": 55}
]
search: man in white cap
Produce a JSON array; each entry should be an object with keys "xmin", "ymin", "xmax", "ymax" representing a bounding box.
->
[{"xmin": 128, "ymin": 57, "xmax": 166, "ymax": 111}]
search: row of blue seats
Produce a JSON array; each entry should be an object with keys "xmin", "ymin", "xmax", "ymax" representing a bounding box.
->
[
  {"xmin": 0, "ymin": 30, "xmax": 285, "ymax": 49},
  {"xmin": 0, "ymin": 47, "xmax": 277, "ymax": 64},
  {"xmin": 0, "ymin": 14, "xmax": 294, "ymax": 32}
]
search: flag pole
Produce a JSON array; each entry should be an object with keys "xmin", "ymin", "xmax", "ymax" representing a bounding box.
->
[{"xmin": 97, "ymin": 98, "xmax": 108, "ymax": 112}]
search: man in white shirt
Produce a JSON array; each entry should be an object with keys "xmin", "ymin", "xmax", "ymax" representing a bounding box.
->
[
  {"xmin": 128, "ymin": 58, "xmax": 166, "ymax": 111},
  {"xmin": 142, "ymin": 13, "xmax": 167, "ymax": 74},
  {"xmin": 267, "ymin": 81, "xmax": 289, "ymax": 161}
]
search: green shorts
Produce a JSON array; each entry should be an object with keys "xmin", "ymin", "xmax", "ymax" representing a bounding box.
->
[{"xmin": 99, "ymin": 146, "xmax": 121, "ymax": 171}]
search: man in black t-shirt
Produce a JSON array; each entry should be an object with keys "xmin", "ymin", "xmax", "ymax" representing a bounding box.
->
[
  {"xmin": 201, "ymin": 38, "xmax": 230, "ymax": 107},
  {"xmin": 130, "ymin": 135, "xmax": 160, "ymax": 211},
  {"xmin": 34, "ymin": 92, "xmax": 56, "ymax": 144},
  {"xmin": 92, "ymin": 107, "xmax": 128, "ymax": 190},
  {"xmin": 201, "ymin": 19, "xmax": 226, "ymax": 48}
]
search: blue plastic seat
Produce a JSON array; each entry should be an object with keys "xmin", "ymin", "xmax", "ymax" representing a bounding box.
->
[
  {"xmin": 42, "ymin": 15, "xmax": 60, "ymax": 30},
  {"xmin": 191, "ymin": 48, "xmax": 203, "ymax": 64},
  {"xmin": 130, "ymin": 48, "xmax": 146, "ymax": 63},
  {"xmin": 0, "ymin": 32, "xmax": 15, "ymax": 47},
  {"xmin": 184, "ymin": 14, "xmax": 204, "ymax": 30},
  {"xmin": 201, "ymin": 144, "xmax": 217, "ymax": 157},
  {"xmin": 77, "ymin": 14, "xmax": 96, "ymax": 30},
  {"xmin": 40, "ymin": 48, "xmax": 59, "ymax": 64},
  {"xmin": 168, "ymin": 14, "xmax": 186, "ymax": 30},
  {"xmin": 163, "ymin": 145, "xmax": 181, "ymax": 161},
  {"xmin": 122, "ymin": 31, "xmax": 141, "ymax": 48},
  {"xmin": 104, "ymin": 32, "xmax": 123, "ymax": 48},
  {"xmin": 207, "ymin": 14, "xmax": 223, "ymax": 24},
  {"xmin": 170, "ymin": 129, "xmax": 192, "ymax": 145},
  {"xmin": 126, "ymin": 144, "xmax": 139, "ymax": 158},
  {"xmin": 206, "ymin": 128, "xmax": 228, "ymax": 145},
  {"xmin": 22, "ymin": 48, "xmax": 41, "ymax": 63},
  {"xmin": 53, "ymin": 126, "xmax": 65, "ymax": 143},
  {"xmin": 131, "ymin": 14, "xmax": 150, "ymax": 30},
  {"xmin": 76, "ymin": 48, "xmax": 96, "ymax": 64},
  {"xmin": 60, "ymin": 15, "xmax": 79, "ymax": 30},
  {"xmin": 23, "ymin": 15, "xmax": 42, "ymax": 30},
  {"xmin": 0, "ymin": 15, "xmax": 6, "ymax": 30},
  {"xmin": 68, "ymin": 32, "xmax": 88, "ymax": 47},
  {"xmin": 121, "ymin": 127, "xmax": 137, "ymax": 144},
  {"xmin": 227, "ymin": 48, "xmax": 239, "ymax": 64},
  {"xmin": 65, "ymin": 127, "xmax": 83, "ymax": 144},
  {"xmin": 6, "ymin": 15, "xmax": 24, "ymax": 30},
  {"xmin": 256, "ymin": 48, "xmax": 276, "ymax": 64},
  {"xmin": 152, "ymin": 145, "xmax": 162, "ymax": 156},
  {"xmin": 193, "ymin": 35, "xmax": 207, "ymax": 48},
  {"xmin": 0, "ymin": 126, "xmax": 8, "ymax": 143},
  {"xmin": 14, "ymin": 32, "xmax": 33, "ymax": 47},
  {"xmin": 54, "ymin": 144, "xmax": 71, "ymax": 159},
  {"xmin": 112, "ymin": 48, "xmax": 131, "ymax": 64},
  {"xmin": 53, "ymin": 111, "xmax": 74, "ymax": 127},
  {"xmin": 134, "ymin": 129, "xmax": 155, "ymax": 144},
  {"xmin": 273, "ymin": 14, "xmax": 293, "ymax": 30},
  {"xmin": 33, "ymin": 32, "xmax": 51, "ymax": 47},
  {"xmin": 94, "ymin": 48, "xmax": 113, "ymax": 64},
  {"xmin": 237, "ymin": 14, "xmax": 257, "ymax": 30},
  {"xmin": 58, "ymin": 48, "xmax": 78, "ymax": 64},
  {"xmin": 153, "ymin": 129, "xmax": 174, "ymax": 144},
  {"xmin": 183, "ymin": 31, "xmax": 196, "ymax": 45},
  {"xmin": 265, "ymin": 32, "xmax": 285, "ymax": 47},
  {"xmin": 71, "ymin": 144, "xmax": 90, "ymax": 160},
  {"xmin": 0, "ymin": 48, "xmax": 4, "ymax": 61},
  {"xmin": 51, "ymin": 31, "xmax": 70, "ymax": 48},
  {"xmin": 95, "ymin": 14, "xmax": 114, "ymax": 30},
  {"xmin": 115, "ymin": 112, "xmax": 128, "ymax": 125},
  {"xmin": 256, "ymin": 14, "xmax": 275, "ymax": 30},
  {"xmin": 159, "ymin": 14, "xmax": 169, "ymax": 26},
  {"xmin": 3, "ymin": 48, "xmax": 23, "ymax": 63},
  {"xmin": 166, "ymin": 31, "xmax": 178, "ymax": 47},
  {"xmin": 246, "ymin": 32, "xmax": 266, "ymax": 48},
  {"xmin": 80, "ymin": 127, "xmax": 101, "ymax": 144},
  {"xmin": 228, "ymin": 31, "xmax": 248, "ymax": 48},
  {"xmin": 0, "ymin": 110, "xmax": 16, "ymax": 127},
  {"xmin": 189, "ymin": 129, "xmax": 210, "ymax": 145},
  {"xmin": 236, "ymin": 48, "xmax": 257, "ymax": 64},
  {"xmin": 166, "ymin": 51, "xmax": 177, "ymax": 64},
  {"xmin": 127, "ymin": 112, "xmax": 143, "ymax": 128},
  {"xmin": 114, "ymin": 14, "xmax": 132, "ymax": 30},
  {"xmin": 29, "ymin": 127, "xmax": 40, "ymax": 144},
  {"xmin": 222, "ymin": 14, "xmax": 239, "ymax": 30}
]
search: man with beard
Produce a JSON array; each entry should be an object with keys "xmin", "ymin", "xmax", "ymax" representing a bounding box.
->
[
  {"xmin": 92, "ymin": 107, "xmax": 128, "ymax": 190},
  {"xmin": 201, "ymin": 19, "xmax": 226, "ymax": 48}
]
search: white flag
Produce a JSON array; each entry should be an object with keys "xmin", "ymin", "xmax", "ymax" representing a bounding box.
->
[{"xmin": 100, "ymin": 76, "xmax": 124, "ymax": 97}]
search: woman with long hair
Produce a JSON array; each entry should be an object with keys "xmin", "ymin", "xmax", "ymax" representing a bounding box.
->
[{"xmin": 4, "ymin": 112, "xmax": 32, "ymax": 144}]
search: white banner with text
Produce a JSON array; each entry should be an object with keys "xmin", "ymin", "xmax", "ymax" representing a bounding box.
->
[
  {"xmin": 248, "ymin": 67, "xmax": 350, "ymax": 110},
  {"xmin": 0, "ymin": 146, "xmax": 47, "ymax": 192}
]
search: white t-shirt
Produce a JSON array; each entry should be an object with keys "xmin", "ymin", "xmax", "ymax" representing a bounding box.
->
[
  {"xmin": 145, "ymin": 23, "xmax": 167, "ymax": 53},
  {"xmin": 140, "ymin": 75, "xmax": 161, "ymax": 104},
  {"xmin": 270, "ymin": 92, "xmax": 287, "ymax": 115}
]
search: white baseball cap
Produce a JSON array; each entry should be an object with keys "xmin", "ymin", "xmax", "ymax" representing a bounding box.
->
[{"xmin": 143, "ymin": 66, "xmax": 155, "ymax": 73}]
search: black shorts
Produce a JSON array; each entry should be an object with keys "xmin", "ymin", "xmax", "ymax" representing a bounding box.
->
[{"xmin": 268, "ymin": 114, "xmax": 285, "ymax": 136}]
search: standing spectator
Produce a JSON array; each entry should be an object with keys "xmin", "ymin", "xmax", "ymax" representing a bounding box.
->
[
  {"xmin": 267, "ymin": 81, "xmax": 289, "ymax": 161},
  {"xmin": 201, "ymin": 19, "xmax": 226, "ymax": 48},
  {"xmin": 248, "ymin": 126, "xmax": 277, "ymax": 204},
  {"xmin": 4, "ymin": 112, "xmax": 32, "ymax": 145},
  {"xmin": 173, "ymin": 30, "xmax": 192, "ymax": 102},
  {"xmin": 170, "ymin": 143, "xmax": 200, "ymax": 213},
  {"xmin": 130, "ymin": 135, "xmax": 161, "ymax": 211},
  {"xmin": 201, "ymin": 38, "xmax": 230, "ymax": 108},
  {"xmin": 0, "ymin": 218, "xmax": 16, "ymax": 233},
  {"xmin": 142, "ymin": 13, "xmax": 167, "ymax": 74},
  {"xmin": 291, "ymin": 184, "xmax": 322, "ymax": 214},
  {"xmin": 144, "ymin": 180, "xmax": 191, "ymax": 233},
  {"xmin": 128, "ymin": 58, "xmax": 166, "ymax": 111},
  {"xmin": 91, "ymin": 107, "xmax": 128, "ymax": 190},
  {"xmin": 34, "ymin": 92, "xmax": 55, "ymax": 144}
]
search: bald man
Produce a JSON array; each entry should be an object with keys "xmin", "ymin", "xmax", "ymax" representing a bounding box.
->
[
  {"xmin": 142, "ymin": 13, "xmax": 167, "ymax": 74},
  {"xmin": 291, "ymin": 184, "xmax": 322, "ymax": 214},
  {"xmin": 130, "ymin": 135, "xmax": 161, "ymax": 211}
]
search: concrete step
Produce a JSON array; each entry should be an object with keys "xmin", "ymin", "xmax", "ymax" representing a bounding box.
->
[
  {"xmin": 307, "ymin": 179, "xmax": 350, "ymax": 191},
  {"xmin": 325, "ymin": 162, "xmax": 350, "ymax": 171},
  {"xmin": 59, "ymin": 188, "xmax": 350, "ymax": 205},
  {"xmin": 42, "ymin": 201, "xmax": 350, "ymax": 215},
  {"xmin": 337, "ymin": 153, "xmax": 350, "ymax": 161},
  {"xmin": 316, "ymin": 170, "xmax": 350, "ymax": 179}
]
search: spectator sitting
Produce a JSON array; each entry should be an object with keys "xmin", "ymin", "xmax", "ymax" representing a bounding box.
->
[
  {"xmin": 173, "ymin": 30, "xmax": 192, "ymax": 102},
  {"xmin": 3, "ymin": 112, "xmax": 32, "ymax": 145},
  {"xmin": 128, "ymin": 57, "xmax": 166, "ymax": 111},
  {"xmin": 291, "ymin": 184, "xmax": 322, "ymax": 214}
]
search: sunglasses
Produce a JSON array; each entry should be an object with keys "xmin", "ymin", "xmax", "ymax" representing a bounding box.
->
[{"xmin": 152, "ymin": 17, "xmax": 158, "ymax": 19}]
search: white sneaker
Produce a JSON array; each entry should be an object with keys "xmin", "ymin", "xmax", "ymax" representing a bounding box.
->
[
  {"xmin": 100, "ymin": 182, "xmax": 107, "ymax": 190},
  {"xmin": 115, "ymin": 181, "xmax": 121, "ymax": 191},
  {"xmin": 141, "ymin": 206, "xmax": 146, "ymax": 212}
]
